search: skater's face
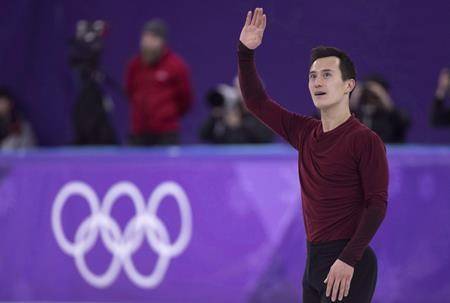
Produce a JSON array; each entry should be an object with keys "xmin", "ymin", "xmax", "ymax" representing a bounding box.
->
[{"xmin": 308, "ymin": 56, "xmax": 355, "ymax": 110}]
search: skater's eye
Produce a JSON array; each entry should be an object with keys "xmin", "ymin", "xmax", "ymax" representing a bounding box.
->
[
  {"xmin": 323, "ymin": 72, "xmax": 332, "ymax": 78},
  {"xmin": 309, "ymin": 73, "xmax": 317, "ymax": 79}
]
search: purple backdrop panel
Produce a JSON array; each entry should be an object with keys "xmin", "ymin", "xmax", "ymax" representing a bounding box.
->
[{"xmin": 0, "ymin": 145, "xmax": 450, "ymax": 303}]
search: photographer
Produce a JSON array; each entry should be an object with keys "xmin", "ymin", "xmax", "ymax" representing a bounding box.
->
[
  {"xmin": 0, "ymin": 88, "xmax": 36, "ymax": 150},
  {"xmin": 350, "ymin": 75, "xmax": 410, "ymax": 143},
  {"xmin": 200, "ymin": 80, "xmax": 274, "ymax": 144},
  {"xmin": 430, "ymin": 68, "xmax": 450, "ymax": 127}
]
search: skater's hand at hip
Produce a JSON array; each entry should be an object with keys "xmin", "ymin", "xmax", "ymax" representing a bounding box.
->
[
  {"xmin": 239, "ymin": 8, "xmax": 267, "ymax": 50},
  {"xmin": 324, "ymin": 259, "xmax": 354, "ymax": 302}
]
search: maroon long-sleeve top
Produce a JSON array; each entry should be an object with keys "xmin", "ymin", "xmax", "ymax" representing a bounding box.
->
[{"xmin": 237, "ymin": 42, "xmax": 388, "ymax": 266}]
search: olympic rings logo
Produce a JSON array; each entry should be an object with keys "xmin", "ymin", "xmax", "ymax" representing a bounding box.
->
[{"xmin": 51, "ymin": 181, "xmax": 192, "ymax": 289}]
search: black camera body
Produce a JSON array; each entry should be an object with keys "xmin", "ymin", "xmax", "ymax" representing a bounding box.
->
[{"xmin": 69, "ymin": 20, "xmax": 107, "ymax": 77}]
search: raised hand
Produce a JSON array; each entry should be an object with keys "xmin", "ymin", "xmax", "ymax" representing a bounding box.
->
[{"xmin": 239, "ymin": 8, "xmax": 267, "ymax": 50}]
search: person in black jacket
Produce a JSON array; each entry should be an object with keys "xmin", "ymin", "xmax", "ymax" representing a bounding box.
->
[
  {"xmin": 200, "ymin": 78, "xmax": 274, "ymax": 144},
  {"xmin": 0, "ymin": 87, "xmax": 36, "ymax": 149},
  {"xmin": 430, "ymin": 68, "xmax": 450, "ymax": 127},
  {"xmin": 350, "ymin": 74, "xmax": 410, "ymax": 143}
]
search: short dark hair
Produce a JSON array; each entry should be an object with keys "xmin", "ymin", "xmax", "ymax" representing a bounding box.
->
[
  {"xmin": 310, "ymin": 46, "xmax": 356, "ymax": 82},
  {"xmin": 142, "ymin": 19, "xmax": 168, "ymax": 40}
]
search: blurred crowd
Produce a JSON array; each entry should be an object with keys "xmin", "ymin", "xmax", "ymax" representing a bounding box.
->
[{"xmin": 1, "ymin": 18, "xmax": 449, "ymax": 150}]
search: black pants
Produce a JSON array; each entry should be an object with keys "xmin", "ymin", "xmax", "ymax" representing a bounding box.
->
[{"xmin": 302, "ymin": 239, "xmax": 377, "ymax": 303}]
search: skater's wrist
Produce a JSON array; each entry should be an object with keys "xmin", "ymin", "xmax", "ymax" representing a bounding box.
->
[
  {"xmin": 337, "ymin": 256, "xmax": 356, "ymax": 267},
  {"xmin": 237, "ymin": 41, "xmax": 254, "ymax": 59}
]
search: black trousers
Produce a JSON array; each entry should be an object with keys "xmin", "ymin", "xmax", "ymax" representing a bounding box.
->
[{"xmin": 302, "ymin": 239, "xmax": 377, "ymax": 303}]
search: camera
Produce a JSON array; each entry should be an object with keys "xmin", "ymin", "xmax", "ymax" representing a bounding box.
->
[
  {"xmin": 69, "ymin": 20, "xmax": 107, "ymax": 75},
  {"xmin": 69, "ymin": 20, "xmax": 117, "ymax": 145},
  {"xmin": 205, "ymin": 84, "xmax": 240, "ymax": 109}
]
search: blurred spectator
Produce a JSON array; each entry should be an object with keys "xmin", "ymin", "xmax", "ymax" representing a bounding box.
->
[
  {"xmin": 125, "ymin": 19, "xmax": 193, "ymax": 146},
  {"xmin": 0, "ymin": 88, "xmax": 36, "ymax": 150},
  {"xmin": 200, "ymin": 77, "xmax": 274, "ymax": 144},
  {"xmin": 70, "ymin": 20, "xmax": 117, "ymax": 145},
  {"xmin": 350, "ymin": 75, "xmax": 410, "ymax": 143},
  {"xmin": 430, "ymin": 68, "xmax": 450, "ymax": 127}
]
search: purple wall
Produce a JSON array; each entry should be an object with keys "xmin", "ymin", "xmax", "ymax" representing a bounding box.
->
[{"xmin": 1, "ymin": 0, "xmax": 449, "ymax": 145}]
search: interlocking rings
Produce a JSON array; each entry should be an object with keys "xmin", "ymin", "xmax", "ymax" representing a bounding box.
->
[{"xmin": 51, "ymin": 181, "xmax": 192, "ymax": 288}]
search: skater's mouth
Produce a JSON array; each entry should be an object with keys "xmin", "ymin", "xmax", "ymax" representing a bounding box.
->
[{"xmin": 314, "ymin": 91, "xmax": 327, "ymax": 96}]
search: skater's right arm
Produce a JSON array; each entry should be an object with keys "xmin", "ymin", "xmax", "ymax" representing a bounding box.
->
[{"xmin": 238, "ymin": 8, "xmax": 316, "ymax": 149}]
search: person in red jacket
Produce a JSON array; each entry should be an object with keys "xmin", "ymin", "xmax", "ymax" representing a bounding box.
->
[
  {"xmin": 238, "ymin": 8, "xmax": 388, "ymax": 303},
  {"xmin": 125, "ymin": 19, "xmax": 193, "ymax": 145}
]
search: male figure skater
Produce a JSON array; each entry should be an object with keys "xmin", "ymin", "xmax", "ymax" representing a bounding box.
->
[{"xmin": 238, "ymin": 8, "xmax": 388, "ymax": 303}]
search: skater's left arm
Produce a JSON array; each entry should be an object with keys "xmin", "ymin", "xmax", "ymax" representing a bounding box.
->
[
  {"xmin": 325, "ymin": 130, "xmax": 388, "ymax": 301},
  {"xmin": 339, "ymin": 131, "xmax": 388, "ymax": 265}
]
